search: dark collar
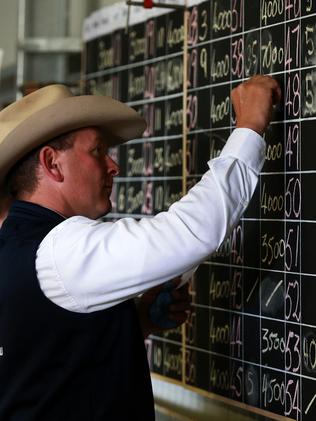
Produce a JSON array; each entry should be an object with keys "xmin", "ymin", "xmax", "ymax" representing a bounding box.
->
[{"xmin": 7, "ymin": 200, "xmax": 66, "ymax": 224}]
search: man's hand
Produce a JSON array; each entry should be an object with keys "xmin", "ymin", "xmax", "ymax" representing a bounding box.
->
[
  {"xmin": 136, "ymin": 277, "xmax": 191, "ymax": 338},
  {"xmin": 232, "ymin": 75, "xmax": 282, "ymax": 136}
]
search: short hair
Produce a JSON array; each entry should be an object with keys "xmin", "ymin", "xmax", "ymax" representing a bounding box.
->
[{"xmin": 6, "ymin": 131, "xmax": 75, "ymax": 198}]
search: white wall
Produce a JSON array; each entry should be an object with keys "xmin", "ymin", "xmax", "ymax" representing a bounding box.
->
[
  {"xmin": 0, "ymin": 0, "xmax": 19, "ymax": 69},
  {"xmin": 0, "ymin": 0, "xmax": 120, "ymax": 73},
  {"xmin": 0, "ymin": 0, "xmax": 94, "ymax": 103}
]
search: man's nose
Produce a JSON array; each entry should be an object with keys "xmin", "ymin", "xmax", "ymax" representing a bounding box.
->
[{"xmin": 105, "ymin": 154, "xmax": 120, "ymax": 176}]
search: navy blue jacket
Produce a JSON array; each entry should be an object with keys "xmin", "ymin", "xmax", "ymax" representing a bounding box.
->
[{"xmin": 0, "ymin": 201, "xmax": 154, "ymax": 420}]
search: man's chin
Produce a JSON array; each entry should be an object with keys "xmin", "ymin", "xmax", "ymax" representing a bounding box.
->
[{"xmin": 96, "ymin": 200, "xmax": 112, "ymax": 219}]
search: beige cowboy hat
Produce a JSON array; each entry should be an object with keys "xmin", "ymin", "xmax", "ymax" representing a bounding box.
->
[{"xmin": 0, "ymin": 84, "xmax": 146, "ymax": 186}]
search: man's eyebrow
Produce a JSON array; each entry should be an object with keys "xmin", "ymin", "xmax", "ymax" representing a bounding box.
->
[
  {"xmin": 93, "ymin": 136, "xmax": 107, "ymax": 145},
  {"xmin": 93, "ymin": 136, "xmax": 109, "ymax": 152}
]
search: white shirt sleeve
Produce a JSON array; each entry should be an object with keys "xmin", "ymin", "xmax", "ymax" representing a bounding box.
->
[{"xmin": 36, "ymin": 128, "xmax": 265, "ymax": 313}]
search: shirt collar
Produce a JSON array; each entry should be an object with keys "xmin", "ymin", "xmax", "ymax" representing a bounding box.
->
[{"xmin": 7, "ymin": 200, "xmax": 66, "ymax": 224}]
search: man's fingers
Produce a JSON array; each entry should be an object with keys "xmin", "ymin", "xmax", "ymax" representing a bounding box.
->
[
  {"xmin": 257, "ymin": 76, "xmax": 282, "ymax": 105},
  {"xmin": 272, "ymin": 82, "xmax": 282, "ymax": 105},
  {"xmin": 232, "ymin": 74, "xmax": 282, "ymax": 135},
  {"xmin": 245, "ymin": 75, "xmax": 282, "ymax": 105}
]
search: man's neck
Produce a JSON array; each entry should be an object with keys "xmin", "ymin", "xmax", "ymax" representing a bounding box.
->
[{"xmin": 17, "ymin": 192, "xmax": 68, "ymax": 219}]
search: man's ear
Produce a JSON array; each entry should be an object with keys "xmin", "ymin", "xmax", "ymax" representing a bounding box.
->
[{"xmin": 38, "ymin": 146, "xmax": 64, "ymax": 182}]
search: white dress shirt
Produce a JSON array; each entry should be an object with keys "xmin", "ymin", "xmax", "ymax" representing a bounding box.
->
[{"xmin": 36, "ymin": 128, "xmax": 265, "ymax": 313}]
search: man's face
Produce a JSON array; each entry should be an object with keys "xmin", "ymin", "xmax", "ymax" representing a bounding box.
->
[{"xmin": 59, "ymin": 127, "xmax": 119, "ymax": 219}]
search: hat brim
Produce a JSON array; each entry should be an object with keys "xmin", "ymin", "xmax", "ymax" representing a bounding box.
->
[{"xmin": 0, "ymin": 95, "xmax": 146, "ymax": 182}]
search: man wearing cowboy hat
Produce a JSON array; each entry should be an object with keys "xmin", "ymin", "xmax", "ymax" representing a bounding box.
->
[{"xmin": 0, "ymin": 75, "xmax": 280, "ymax": 420}]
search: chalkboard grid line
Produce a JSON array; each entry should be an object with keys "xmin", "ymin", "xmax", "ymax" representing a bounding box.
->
[
  {"xmin": 93, "ymin": 61, "xmax": 316, "ymax": 109},
  {"xmin": 114, "ymin": 176, "xmax": 183, "ymax": 181},
  {"xmin": 204, "ymin": 260, "xmax": 316, "ymax": 279},
  {"xmin": 259, "ymin": 16, "xmax": 263, "ymax": 410},
  {"xmin": 282, "ymin": 11, "xmax": 301, "ymax": 414},
  {"xmin": 83, "ymin": 49, "xmax": 183, "ymax": 80},
  {"xmin": 126, "ymin": 133, "xmax": 183, "ymax": 144},
  {"xmin": 108, "ymin": 175, "xmax": 316, "ymax": 184},
  {"xmin": 150, "ymin": 334, "xmax": 316, "ymax": 383},
  {"xmin": 184, "ymin": 64, "xmax": 316, "ymax": 96},
  {"xmin": 123, "ymin": 115, "xmax": 316, "ymax": 143},
  {"xmin": 260, "ymin": 170, "xmax": 316, "ymax": 175},
  {"xmin": 242, "ymin": 218, "xmax": 316, "ymax": 223},
  {"xmin": 190, "ymin": 302, "xmax": 316, "ymax": 332},
  {"xmin": 269, "ymin": 117, "xmax": 316, "ymax": 125},
  {"xmin": 242, "ymin": 3, "xmax": 246, "ymax": 404},
  {"xmin": 104, "ymin": 214, "xmax": 316, "ymax": 222},
  {"xmin": 127, "ymin": 91, "xmax": 183, "ymax": 107},
  {"xmin": 298, "ymin": 38, "xmax": 303, "ymax": 418},
  {"xmin": 104, "ymin": 212, "xmax": 149, "ymax": 219}
]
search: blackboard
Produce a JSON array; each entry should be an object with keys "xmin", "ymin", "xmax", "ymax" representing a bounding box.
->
[{"xmin": 82, "ymin": 1, "xmax": 316, "ymax": 419}]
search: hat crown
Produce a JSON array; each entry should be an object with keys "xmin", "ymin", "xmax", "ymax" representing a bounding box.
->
[{"xmin": 0, "ymin": 85, "xmax": 73, "ymax": 142}]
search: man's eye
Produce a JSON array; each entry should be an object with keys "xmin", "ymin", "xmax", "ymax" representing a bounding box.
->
[{"xmin": 92, "ymin": 147, "xmax": 103, "ymax": 157}]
